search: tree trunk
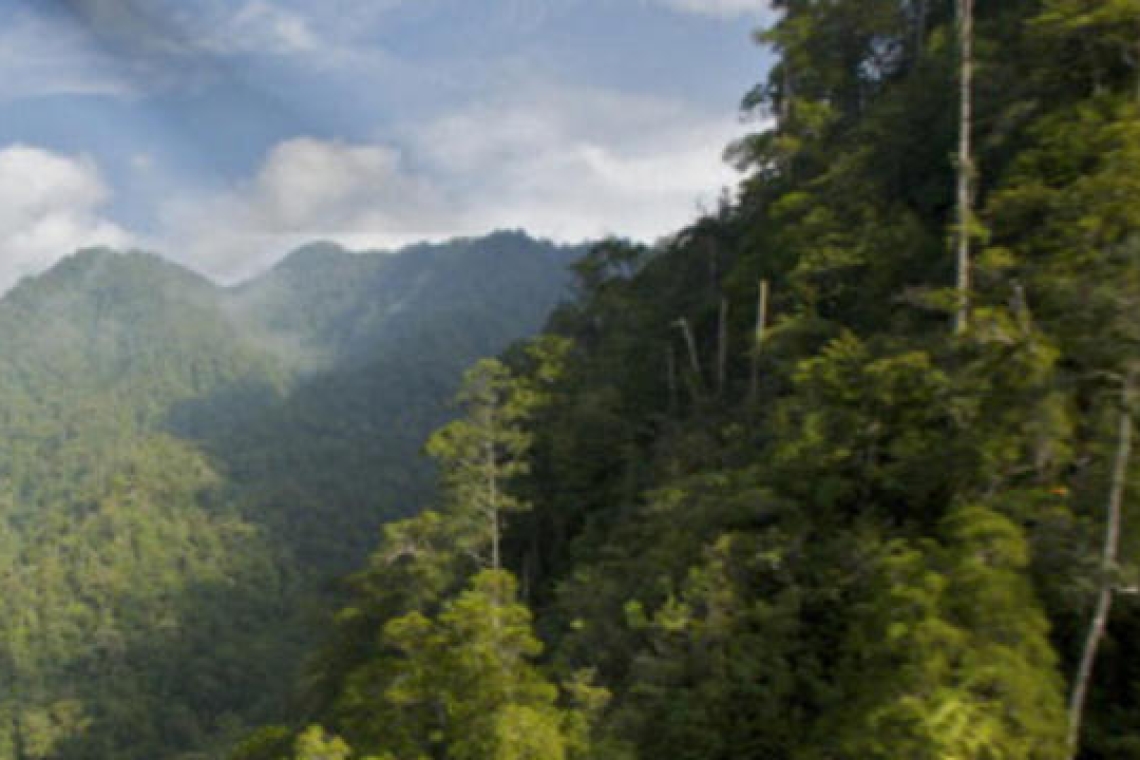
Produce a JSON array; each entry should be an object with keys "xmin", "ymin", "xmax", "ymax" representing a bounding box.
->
[
  {"xmin": 954, "ymin": 0, "xmax": 974, "ymax": 335},
  {"xmin": 1067, "ymin": 369, "xmax": 1135, "ymax": 759},
  {"xmin": 673, "ymin": 318, "xmax": 704, "ymax": 398},
  {"xmin": 749, "ymin": 279, "xmax": 770, "ymax": 403}
]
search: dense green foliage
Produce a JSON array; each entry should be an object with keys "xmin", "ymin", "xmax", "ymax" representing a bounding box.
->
[
  {"xmin": 247, "ymin": 2, "xmax": 1140, "ymax": 759},
  {"xmin": 0, "ymin": 233, "xmax": 576, "ymax": 759},
  {"xmin": 5, "ymin": 1, "xmax": 1140, "ymax": 757}
]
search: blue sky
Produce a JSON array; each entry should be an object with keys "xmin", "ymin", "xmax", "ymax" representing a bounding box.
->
[{"xmin": 0, "ymin": 0, "xmax": 774, "ymax": 290}]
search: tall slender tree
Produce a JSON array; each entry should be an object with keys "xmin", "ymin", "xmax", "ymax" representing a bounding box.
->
[
  {"xmin": 426, "ymin": 338, "xmax": 568, "ymax": 571},
  {"xmin": 1068, "ymin": 369, "xmax": 1135, "ymax": 758},
  {"xmin": 955, "ymin": 0, "xmax": 975, "ymax": 334},
  {"xmin": 427, "ymin": 359, "xmax": 534, "ymax": 571}
]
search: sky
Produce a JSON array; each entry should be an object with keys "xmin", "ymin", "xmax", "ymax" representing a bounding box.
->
[{"xmin": 0, "ymin": 0, "xmax": 775, "ymax": 291}]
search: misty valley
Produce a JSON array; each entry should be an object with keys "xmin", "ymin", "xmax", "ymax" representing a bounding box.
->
[{"xmin": 0, "ymin": 233, "xmax": 576, "ymax": 758}]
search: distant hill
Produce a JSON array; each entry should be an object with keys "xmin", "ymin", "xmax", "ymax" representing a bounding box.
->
[
  {"xmin": 0, "ymin": 231, "xmax": 580, "ymax": 760},
  {"xmin": 236, "ymin": 231, "xmax": 579, "ymax": 367}
]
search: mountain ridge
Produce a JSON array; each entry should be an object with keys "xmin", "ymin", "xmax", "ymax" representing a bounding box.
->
[{"xmin": 0, "ymin": 229, "xmax": 582, "ymax": 760}]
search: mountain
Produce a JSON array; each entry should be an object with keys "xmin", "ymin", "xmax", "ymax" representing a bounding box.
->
[
  {"xmin": 0, "ymin": 232, "xmax": 579, "ymax": 760},
  {"xmin": 236, "ymin": 231, "xmax": 578, "ymax": 368}
]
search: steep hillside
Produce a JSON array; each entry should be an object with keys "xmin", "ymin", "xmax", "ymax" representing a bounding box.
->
[
  {"xmin": 0, "ymin": 232, "xmax": 576, "ymax": 760},
  {"xmin": 237, "ymin": 3, "xmax": 1140, "ymax": 760},
  {"xmin": 235, "ymin": 231, "xmax": 578, "ymax": 368}
]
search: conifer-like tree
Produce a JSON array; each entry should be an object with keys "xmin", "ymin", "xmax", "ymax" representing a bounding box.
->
[
  {"xmin": 427, "ymin": 359, "xmax": 535, "ymax": 571},
  {"xmin": 955, "ymin": 0, "xmax": 974, "ymax": 334}
]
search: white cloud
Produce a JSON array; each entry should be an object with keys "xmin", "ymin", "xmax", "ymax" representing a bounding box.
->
[
  {"xmin": 154, "ymin": 85, "xmax": 744, "ymax": 282},
  {"xmin": 130, "ymin": 153, "xmax": 155, "ymax": 173},
  {"xmin": 0, "ymin": 146, "xmax": 131, "ymax": 292},
  {"xmin": 158, "ymin": 138, "xmax": 446, "ymax": 282},
  {"xmin": 409, "ymin": 86, "xmax": 743, "ymax": 242},
  {"xmin": 654, "ymin": 0, "xmax": 770, "ymax": 17},
  {"xmin": 197, "ymin": 1, "xmax": 319, "ymax": 56}
]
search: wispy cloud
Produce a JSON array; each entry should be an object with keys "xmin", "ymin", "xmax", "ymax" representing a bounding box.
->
[
  {"xmin": 0, "ymin": 0, "xmax": 764, "ymax": 289},
  {"xmin": 0, "ymin": 11, "xmax": 134, "ymax": 101},
  {"xmin": 653, "ymin": 0, "xmax": 771, "ymax": 18},
  {"xmin": 151, "ymin": 85, "xmax": 743, "ymax": 283},
  {"xmin": 192, "ymin": 1, "xmax": 320, "ymax": 56},
  {"xmin": 56, "ymin": 0, "xmax": 321, "ymax": 57},
  {"xmin": 410, "ymin": 85, "xmax": 743, "ymax": 241},
  {"xmin": 156, "ymin": 137, "xmax": 446, "ymax": 281},
  {"xmin": 0, "ymin": 145, "xmax": 130, "ymax": 292},
  {"xmin": 3, "ymin": 0, "xmax": 327, "ymax": 102}
]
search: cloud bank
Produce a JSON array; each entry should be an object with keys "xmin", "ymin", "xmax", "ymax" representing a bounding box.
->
[
  {"xmin": 0, "ymin": 146, "xmax": 130, "ymax": 292},
  {"xmin": 0, "ymin": 2, "xmax": 764, "ymax": 290},
  {"xmin": 155, "ymin": 87, "xmax": 743, "ymax": 283},
  {"xmin": 158, "ymin": 138, "xmax": 445, "ymax": 281},
  {"xmin": 0, "ymin": 87, "xmax": 748, "ymax": 290}
]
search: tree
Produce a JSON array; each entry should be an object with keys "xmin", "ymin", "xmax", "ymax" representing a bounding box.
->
[
  {"xmin": 831, "ymin": 506, "xmax": 1066, "ymax": 760},
  {"xmin": 376, "ymin": 570, "xmax": 590, "ymax": 760},
  {"xmin": 985, "ymin": 85, "xmax": 1140, "ymax": 757},
  {"xmin": 1067, "ymin": 370, "xmax": 1135, "ymax": 758},
  {"xmin": 1034, "ymin": 0, "xmax": 1140, "ymax": 98},
  {"xmin": 426, "ymin": 344, "xmax": 564, "ymax": 570},
  {"xmin": 426, "ymin": 357, "xmax": 530, "ymax": 572},
  {"xmin": 954, "ymin": 0, "xmax": 975, "ymax": 334},
  {"xmin": 292, "ymin": 726, "xmax": 352, "ymax": 760}
]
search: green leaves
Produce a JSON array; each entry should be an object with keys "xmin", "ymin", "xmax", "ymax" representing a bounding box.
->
[
  {"xmin": 277, "ymin": 340, "xmax": 601, "ymax": 760},
  {"xmin": 426, "ymin": 351, "xmax": 559, "ymax": 569},
  {"xmin": 1032, "ymin": 0, "xmax": 1140, "ymax": 93},
  {"xmin": 337, "ymin": 570, "xmax": 586, "ymax": 760},
  {"xmin": 293, "ymin": 726, "xmax": 353, "ymax": 760},
  {"xmin": 831, "ymin": 507, "xmax": 1066, "ymax": 760}
]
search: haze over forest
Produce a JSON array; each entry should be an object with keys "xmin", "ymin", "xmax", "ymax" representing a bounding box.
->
[{"xmin": 1, "ymin": 2, "xmax": 1140, "ymax": 760}]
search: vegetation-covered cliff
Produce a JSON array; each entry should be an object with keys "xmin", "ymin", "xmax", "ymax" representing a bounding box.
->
[
  {"xmin": 0, "ymin": 232, "xmax": 577, "ymax": 760},
  {"xmin": 243, "ymin": 3, "xmax": 1140, "ymax": 759}
]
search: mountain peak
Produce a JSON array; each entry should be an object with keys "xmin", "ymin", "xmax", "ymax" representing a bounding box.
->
[
  {"xmin": 36, "ymin": 247, "xmax": 210, "ymax": 288},
  {"xmin": 271, "ymin": 241, "xmax": 354, "ymax": 275},
  {"xmin": 3, "ymin": 248, "xmax": 218, "ymax": 318}
]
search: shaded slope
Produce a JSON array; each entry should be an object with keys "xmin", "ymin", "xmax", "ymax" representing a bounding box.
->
[{"xmin": 0, "ymin": 232, "xmax": 577, "ymax": 760}]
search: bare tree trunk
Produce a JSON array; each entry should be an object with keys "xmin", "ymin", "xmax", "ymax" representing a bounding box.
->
[
  {"xmin": 673, "ymin": 317, "xmax": 704, "ymax": 401},
  {"xmin": 1068, "ymin": 369, "xmax": 1135, "ymax": 759},
  {"xmin": 749, "ymin": 280, "xmax": 770, "ymax": 403},
  {"xmin": 954, "ymin": 0, "xmax": 974, "ymax": 335},
  {"xmin": 674, "ymin": 318, "xmax": 702, "ymax": 378},
  {"xmin": 667, "ymin": 345, "xmax": 678, "ymax": 414},
  {"xmin": 717, "ymin": 296, "xmax": 728, "ymax": 397}
]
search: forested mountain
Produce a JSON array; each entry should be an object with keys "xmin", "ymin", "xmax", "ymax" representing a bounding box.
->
[
  {"xmin": 236, "ymin": 3, "xmax": 1140, "ymax": 760},
  {"xmin": 0, "ymin": 232, "xmax": 577, "ymax": 760}
]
